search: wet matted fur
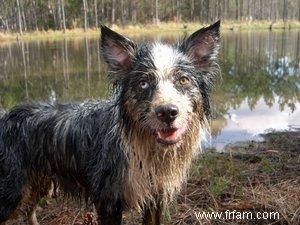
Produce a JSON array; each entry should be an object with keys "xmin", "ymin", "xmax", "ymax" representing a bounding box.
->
[{"xmin": 0, "ymin": 21, "xmax": 220, "ymax": 225}]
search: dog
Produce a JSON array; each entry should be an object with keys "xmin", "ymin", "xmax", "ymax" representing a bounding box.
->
[{"xmin": 0, "ymin": 21, "xmax": 220, "ymax": 225}]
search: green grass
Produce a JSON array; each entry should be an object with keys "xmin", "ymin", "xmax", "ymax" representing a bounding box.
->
[{"xmin": 1, "ymin": 20, "xmax": 300, "ymax": 42}]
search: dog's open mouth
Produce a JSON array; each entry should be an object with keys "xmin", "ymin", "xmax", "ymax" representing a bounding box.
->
[{"xmin": 156, "ymin": 125, "xmax": 187, "ymax": 145}]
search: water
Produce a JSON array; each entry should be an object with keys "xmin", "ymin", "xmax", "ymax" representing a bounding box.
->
[{"xmin": 0, "ymin": 30, "xmax": 299, "ymax": 150}]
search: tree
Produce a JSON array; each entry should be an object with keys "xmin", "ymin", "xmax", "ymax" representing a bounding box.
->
[
  {"xmin": 16, "ymin": 0, "xmax": 23, "ymax": 36},
  {"xmin": 1, "ymin": 0, "xmax": 300, "ymax": 32},
  {"xmin": 20, "ymin": 0, "xmax": 27, "ymax": 31},
  {"xmin": 121, "ymin": 0, "xmax": 125, "ymax": 24},
  {"xmin": 283, "ymin": 0, "xmax": 288, "ymax": 22},
  {"xmin": 176, "ymin": 0, "xmax": 181, "ymax": 22},
  {"xmin": 83, "ymin": 0, "xmax": 88, "ymax": 31},
  {"xmin": 131, "ymin": 0, "xmax": 137, "ymax": 24},
  {"xmin": 298, "ymin": 0, "xmax": 300, "ymax": 21},
  {"xmin": 235, "ymin": 0, "xmax": 239, "ymax": 20},
  {"xmin": 60, "ymin": 0, "xmax": 66, "ymax": 32},
  {"xmin": 259, "ymin": 0, "xmax": 263, "ymax": 20},
  {"xmin": 112, "ymin": 0, "xmax": 115, "ymax": 24},
  {"xmin": 94, "ymin": 0, "xmax": 98, "ymax": 28},
  {"xmin": 190, "ymin": 0, "xmax": 194, "ymax": 21},
  {"xmin": 155, "ymin": 0, "xmax": 159, "ymax": 24}
]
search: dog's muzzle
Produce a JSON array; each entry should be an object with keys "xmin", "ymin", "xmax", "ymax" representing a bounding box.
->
[{"xmin": 154, "ymin": 104, "xmax": 187, "ymax": 145}]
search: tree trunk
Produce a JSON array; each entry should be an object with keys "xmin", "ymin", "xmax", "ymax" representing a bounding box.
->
[
  {"xmin": 240, "ymin": 0, "xmax": 243, "ymax": 20},
  {"xmin": 247, "ymin": 0, "xmax": 251, "ymax": 20},
  {"xmin": 83, "ymin": 0, "xmax": 88, "ymax": 31},
  {"xmin": 131, "ymin": 0, "xmax": 137, "ymax": 24},
  {"xmin": 111, "ymin": 0, "xmax": 115, "ymax": 24},
  {"xmin": 58, "ymin": 0, "xmax": 62, "ymax": 29},
  {"xmin": 16, "ymin": 0, "xmax": 23, "ymax": 36},
  {"xmin": 206, "ymin": 0, "xmax": 210, "ymax": 22},
  {"xmin": 121, "ymin": 0, "xmax": 124, "ymax": 24},
  {"xmin": 172, "ymin": 0, "xmax": 175, "ymax": 20},
  {"xmin": 259, "ymin": 0, "xmax": 263, "ymax": 20},
  {"xmin": 217, "ymin": 0, "xmax": 222, "ymax": 20},
  {"xmin": 298, "ymin": 0, "xmax": 300, "ymax": 21},
  {"xmin": 176, "ymin": 0, "xmax": 181, "ymax": 22},
  {"xmin": 93, "ymin": 0, "xmax": 98, "ymax": 28},
  {"xmin": 283, "ymin": 0, "xmax": 288, "ymax": 22},
  {"xmin": 269, "ymin": 0, "xmax": 273, "ymax": 21},
  {"xmin": 5, "ymin": 18, "xmax": 10, "ymax": 32},
  {"xmin": 20, "ymin": 0, "xmax": 27, "ymax": 31},
  {"xmin": 33, "ymin": 0, "xmax": 38, "ymax": 30},
  {"xmin": 191, "ymin": 0, "xmax": 194, "ymax": 21},
  {"xmin": 101, "ymin": 0, "xmax": 104, "ymax": 20},
  {"xmin": 235, "ymin": 0, "xmax": 239, "ymax": 20},
  {"xmin": 61, "ymin": 0, "xmax": 66, "ymax": 32},
  {"xmin": 155, "ymin": 0, "xmax": 159, "ymax": 24},
  {"xmin": 275, "ymin": 0, "xmax": 277, "ymax": 21}
]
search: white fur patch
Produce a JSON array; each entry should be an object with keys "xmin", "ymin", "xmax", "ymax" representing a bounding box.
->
[
  {"xmin": 157, "ymin": 81, "xmax": 184, "ymax": 104},
  {"xmin": 154, "ymin": 80, "xmax": 193, "ymax": 128},
  {"xmin": 151, "ymin": 43, "xmax": 183, "ymax": 78}
]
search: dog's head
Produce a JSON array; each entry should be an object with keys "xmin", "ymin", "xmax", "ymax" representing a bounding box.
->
[{"xmin": 101, "ymin": 22, "xmax": 220, "ymax": 146}]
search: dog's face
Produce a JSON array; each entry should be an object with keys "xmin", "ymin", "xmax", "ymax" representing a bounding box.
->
[{"xmin": 101, "ymin": 22, "xmax": 220, "ymax": 146}]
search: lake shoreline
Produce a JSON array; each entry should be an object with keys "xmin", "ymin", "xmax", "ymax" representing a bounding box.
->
[{"xmin": 1, "ymin": 20, "xmax": 300, "ymax": 42}]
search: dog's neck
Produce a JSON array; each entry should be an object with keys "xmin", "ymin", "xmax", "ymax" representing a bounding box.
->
[{"xmin": 120, "ymin": 112, "xmax": 204, "ymax": 210}]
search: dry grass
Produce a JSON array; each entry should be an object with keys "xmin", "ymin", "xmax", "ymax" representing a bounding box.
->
[
  {"xmin": 6, "ymin": 131, "xmax": 300, "ymax": 225},
  {"xmin": 1, "ymin": 20, "xmax": 300, "ymax": 42}
]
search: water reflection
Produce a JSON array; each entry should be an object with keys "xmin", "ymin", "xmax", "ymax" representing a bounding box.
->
[
  {"xmin": 211, "ymin": 30, "xmax": 300, "ymax": 149},
  {"xmin": 0, "ymin": 30, "xmax": 299, "ymax": 150}
]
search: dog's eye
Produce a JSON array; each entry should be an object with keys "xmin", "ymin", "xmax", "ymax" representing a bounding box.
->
[
  {"xmin": 139, "ymin": 81, "xmax": 149, "ymax": 89},
  {"xmin": 179, "ymin": 77, "xmax": 190, "ymax": 86}
]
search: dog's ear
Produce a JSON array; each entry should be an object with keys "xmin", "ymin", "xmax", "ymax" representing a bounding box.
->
[
  {"xmin": 180, "ymin": 21, "xmax": 220, "ymax": 70},
  {"xmin": 101, "ymin": 25, "xmax": 136, "ymax": 79}
]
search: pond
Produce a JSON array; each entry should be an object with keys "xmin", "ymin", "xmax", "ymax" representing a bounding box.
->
[{"xmin": 0, "ymin": 30, "xmax": 299, "ymax": 151}]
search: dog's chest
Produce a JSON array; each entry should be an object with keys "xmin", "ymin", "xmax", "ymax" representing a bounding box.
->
[{"xmin": 121, "ymin": 128, "xmax": 201, "ymax": 210}]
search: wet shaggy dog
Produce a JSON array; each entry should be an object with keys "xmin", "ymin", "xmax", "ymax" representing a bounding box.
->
[{"xmin": 0, "ymin": 21, "xmax": 220, "ymax": 225}]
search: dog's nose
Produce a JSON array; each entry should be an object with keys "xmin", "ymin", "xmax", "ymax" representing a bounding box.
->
[{"xmin": 155, "ymin": 104, "xmax": 179, "ymax": 123}]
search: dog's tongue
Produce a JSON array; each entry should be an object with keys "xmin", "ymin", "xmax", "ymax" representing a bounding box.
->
[{"xmin": 157, "ymin": 126, "xmax": 186, "ymax": 142}]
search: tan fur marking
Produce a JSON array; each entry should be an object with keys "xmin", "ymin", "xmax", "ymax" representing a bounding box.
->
[{"xmin": 5, "ymin": 175, "xmax": 52, "ymax": 225}]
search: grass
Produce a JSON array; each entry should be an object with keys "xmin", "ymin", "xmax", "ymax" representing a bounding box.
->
[
  {"xmin": 1, "ymin": 20, "xmax": 300, "ymax": 42},
  {"xmin": 7, "ymin": 130, "xmax": 300, "ymax": 225},
  {"xmin": 168, "ymin": 130, "xmax": 300, "ymax": 225}
]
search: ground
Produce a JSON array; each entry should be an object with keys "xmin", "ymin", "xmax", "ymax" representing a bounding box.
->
[{"xmin": 6, "ymin": 130, "xmax": 300, "ymax": 225}]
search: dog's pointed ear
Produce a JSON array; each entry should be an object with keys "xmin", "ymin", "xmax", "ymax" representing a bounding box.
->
[
  {"xmin": 101, "ymin": 25, "xmax": 136, "ymax": 77},
  {"xmin": 180, "ymin": 21, "xmax": 220, "ymax": 70}
]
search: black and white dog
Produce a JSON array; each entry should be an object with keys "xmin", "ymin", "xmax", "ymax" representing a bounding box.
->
[{"xmin": 0, "ymin": 21, "xmax": 220, "ymax": 225}]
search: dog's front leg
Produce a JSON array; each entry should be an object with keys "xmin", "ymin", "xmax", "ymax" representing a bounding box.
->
[
  {"xmin": 142, "ymin": 200, "xmax": 163, "ymax": 225},
  {"xmin": 95, "ymin": 200, "xmax": 123, "ymax": 225}
]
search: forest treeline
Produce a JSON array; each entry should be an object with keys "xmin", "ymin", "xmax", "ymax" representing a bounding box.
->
[{"xmin": 0, "ymin": 0, "xmax": 300, "ymax": 34}]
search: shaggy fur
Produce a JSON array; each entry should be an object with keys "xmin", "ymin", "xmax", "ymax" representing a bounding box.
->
[{"xmin": 0, "ymin": 21, "xmax": 220, "ymax": 225}]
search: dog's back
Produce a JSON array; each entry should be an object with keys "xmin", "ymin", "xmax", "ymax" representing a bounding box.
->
[{"xmin": 0, "ymin": 100, "xmax": 124, "ymax": 223}]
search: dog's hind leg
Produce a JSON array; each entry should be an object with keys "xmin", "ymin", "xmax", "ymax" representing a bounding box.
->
[
  {"xmin": 0, "ymin": 193, "xmax": 21, "ymax": 224},
  {"xmin": 24, "ymin": 176, "xmax": 53, "ymax": 225},
  {"xmin": 0, "ymin": 174, "xmax": 24, "ymax": 224}
]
